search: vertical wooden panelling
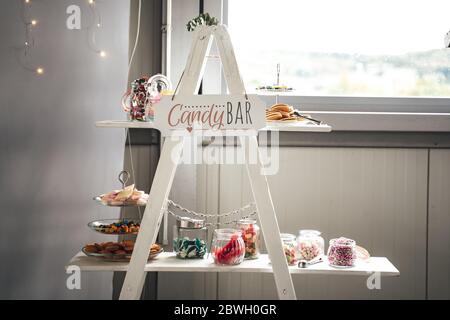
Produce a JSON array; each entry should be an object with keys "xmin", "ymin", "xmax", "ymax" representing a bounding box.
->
[
  {"xmin": 428, "ymin": 150, "xmax": 450, "ymax": 299},
  {"xmin": 217, "ymin": 147, "xmax": 428, "ymax": 299}
]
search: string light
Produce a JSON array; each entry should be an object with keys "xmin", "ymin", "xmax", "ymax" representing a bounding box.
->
[
  {"xmin": 87, "ymin": 0, "xmax": 106, "ymax": 58},
  {"xmin": 36, "ymin": 67, "xmax": 44, "ymax": 75}
]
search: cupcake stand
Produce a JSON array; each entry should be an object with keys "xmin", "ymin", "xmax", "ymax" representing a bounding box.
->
[{"xmin": 67, "ymin": 25, "xmax": 399, "ymax": 300}]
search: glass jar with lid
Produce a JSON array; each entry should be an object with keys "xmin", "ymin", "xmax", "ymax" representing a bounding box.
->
[
  {"xmin": 280, "ymin": 233, "xmax": 297, "ymax": 265},
  {"xmin": 296, "ymin": 230, "xmax": 324, "ymax": 261},
  {"xmin": 236, "ymin": 219, "xmax": 261, "ymax": 259},
  {"xmin": 327, "ymin": 237, "xmax": 357, "ymax": 267},
  {"xmin": 173, "ymin": 217, "xmax": 207, "ymax": 259},
  {"xmin": 212, "ymin": 228, "xmax": 245, "ymax": 265}
]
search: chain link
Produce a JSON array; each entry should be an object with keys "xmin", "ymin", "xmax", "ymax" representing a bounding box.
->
[
  {"xmin": 166, "ymin": 199, "xmax": 256, "ymax": 218},
  {"xmin": 166, "ymin": 209, "xmax": 257, "ymax": 227},
  {"xmin": 166, "ymin": 199, "xmax": 257, "ymax": 227}
]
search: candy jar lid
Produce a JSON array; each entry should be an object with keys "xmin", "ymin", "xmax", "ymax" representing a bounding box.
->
[
  {"xmin": 329, "ymin": 237, "xmax": 355, "ymax": 247},
  {"xmin": 237, "ymin": 218, "xmax": 257, "ymax": 225},
  {"xmin": 299, "ymin": 229, "xmax": 321, "ymax": 237},
  {"xmin": 214, "ymin": 228, "xmax": 242, "ymax": 239},
  {"xmin": 280, "ymin": 233, "xmax": 296, "ymax": 242},
  {"xmin": 176, "ymin": 217, "xmax": 205, "ymax": 229}
]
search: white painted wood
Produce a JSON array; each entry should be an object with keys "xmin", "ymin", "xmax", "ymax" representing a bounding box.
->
[
  {"xmin": 155, "ymin": 94, "xmax": 266, "ymax": 135},
  {"xmin": 428, "ymin": 149, "xmax": 450, "ymax": 299},
  {"xmin": 119, "ymin": 137, "xmax": 184, "ymax": 300},
  {"xmin": 241, "ymin": 136, "xmax": 296, "ymax": 300},
  {"xmin": 69, "ymin": 252, "xmax": 399, "ymax": 276},
  {"xmin": 96, "ymin": 120, "xmax": 331, "ymax": 132}
]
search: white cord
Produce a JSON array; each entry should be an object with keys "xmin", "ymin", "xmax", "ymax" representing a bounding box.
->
[
  {"xmin": 127, "ymin": 0, "xmax": 142, "ymax": 81},
  {"xmin": 125, "ymin": 1, "xmax": 143, "ymax": 220}
]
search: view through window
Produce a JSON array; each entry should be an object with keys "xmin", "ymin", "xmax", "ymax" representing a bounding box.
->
[{"xmin": 228, "ymin": 0, "xmax": 450, "ymax": 97}]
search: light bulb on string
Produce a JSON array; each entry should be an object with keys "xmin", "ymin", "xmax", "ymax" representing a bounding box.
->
[
  {"xmin": 87, "ymin": 0, "xmax": 107, "ymax": 58},
  {"xmin": 17, "ymin": 0, "xmax": 44, "ymax": 76}
]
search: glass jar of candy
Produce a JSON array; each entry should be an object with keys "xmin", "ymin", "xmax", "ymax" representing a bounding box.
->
[
  {"xmin": 237, "ymin": 219, "xmax": 260, "ymax": 259},
  {"xmin": 173, "ymin": 217, "xmax": 207, "ymax": 259},
  {"xmin": 212, "ymin": 229, "xmax": 245, "ymax": 265},
  {"xmin": 296, "ymin": 230, "xmax": 324, "ymax": 261},
  {"xmin": 327, "ymin": 237, "xmax": 357, "ymax": 267},
  {"xmin": 280, "ymin": 233, "xmax": 297, "ymax": 265}
]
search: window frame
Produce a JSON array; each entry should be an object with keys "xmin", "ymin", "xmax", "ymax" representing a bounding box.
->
[{"xmin": 168, "ymin": 0, "xmax": 450, "ymax": 132}]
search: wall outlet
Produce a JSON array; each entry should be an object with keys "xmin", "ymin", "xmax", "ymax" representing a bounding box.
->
[{"xmin": 445, "ymin": 31, "xmax": 450, "ymax": 48}]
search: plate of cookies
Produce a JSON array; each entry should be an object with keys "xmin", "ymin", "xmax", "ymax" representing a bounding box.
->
[
  {"xmin": 82, "ymin": 240, "xmax": 162, "ymax": 262},
  {"xmin": 94, "ymin": 184, "xmax": 149, "ymax": 207},
  {"xmin": 266, "ymin": 103, "xmax": 322, "ymax": 125}
]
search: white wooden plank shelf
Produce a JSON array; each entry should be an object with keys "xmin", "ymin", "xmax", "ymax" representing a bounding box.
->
[
  {"xmin": 68, "ymin": 252, "xmax": 399, "ymax": 276},
  {"xmin": 95, "ymin": 120, "xmax": 332, "ymax": 132}
]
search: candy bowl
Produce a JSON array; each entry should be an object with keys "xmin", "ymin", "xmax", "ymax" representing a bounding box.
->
[
  {"xmin": 173, "ymin": 217, "xmax": 208, "ymax": 259},
  {"xmin": 296, "ymin": 230, "xmax": 324, "ymax": 261},
  {"xmin": 88, "ymin": 219, "xmax": 141, "ymax": 235},
  {"xmin": 212, "ymin": 229, "xmax": 245, "ymax": 265},
  {"xmin": 280, "ymin": 233, "xmax": 297, "ymax": 266},
  {"xmin": 237, "ymin": 219, "xmax": 261, "ymax": 260},
  {"xmin": 327, "ymin": 237, "xmax": 357, "ymax": 268}
]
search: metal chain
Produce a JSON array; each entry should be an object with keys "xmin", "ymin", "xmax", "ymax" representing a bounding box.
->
[
  {"xmin": 166, "ymin": 209, "xmax": 257, "ymax": 227},
  {"xmin": 166, "ymin": 199, "xmax": 255, "ymax": 218}
]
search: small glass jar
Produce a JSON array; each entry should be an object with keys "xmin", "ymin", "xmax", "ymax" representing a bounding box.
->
[
  {"xmin": 297, "ymin": 230, "xmax": 325, "ymax": 261},
  {"xmin": 212, "ymin": 229, "xmax": 245, "ymax": 265},
  {"xmin": 280, "ymin": 233, "xmax": 297, "ymax": 266},
  {"xmin": 173, "ymin": 217, "xmax": 207, "ymax": 259},
  {"xmin": 237, "ymin": 219, "xmax": 261, "ymax": 259},
  {"xmin": 327, "ymin": 237, "xmax": 357, "ymax": 267}
]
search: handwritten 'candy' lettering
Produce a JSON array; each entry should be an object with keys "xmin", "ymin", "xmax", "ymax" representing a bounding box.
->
[{"xmin": 168, "ymin": 103, "xmax": 225, "ymax": 129}]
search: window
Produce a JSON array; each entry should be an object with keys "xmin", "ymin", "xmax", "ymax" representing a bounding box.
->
[{"xmin": 228, "ymin": 0, "xmax": 450, "ymax": 97}]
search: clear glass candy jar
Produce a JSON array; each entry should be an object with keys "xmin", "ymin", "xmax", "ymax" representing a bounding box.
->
[
  {"xmin": 327, "ymin": 237, "xmax": 357, "ymax": 267},
  {"xmin": 297, "ymin": 230, "xmax": 324, "ymax": 261},
  {"xmin": 212, "ymin": 229, "xmax": 245, "ymax": 265},
  {"xmin": 280, "ymin": 233, "xmax": 297, "ymax": 265},
  {"xmin": 237, "ymin": 219, "xmax": 261, "ymax": 259},
  {"xmin": 173, "ymin": 217, "xmax": 207, "ymax": 259}
]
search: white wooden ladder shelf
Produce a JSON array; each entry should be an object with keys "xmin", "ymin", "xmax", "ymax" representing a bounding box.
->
[
  {"xmin": 70, "ymin": 25, "xmax": 399, "ymax": 300},
  {"xmin": 121, "ymin": 24, "xmax": 295, "ymax": 300}
]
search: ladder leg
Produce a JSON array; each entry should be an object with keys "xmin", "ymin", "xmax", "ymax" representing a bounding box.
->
[
  {"xmin": 120, "ymin": 136, "xmax": 184, "ymax": 300},
  {"xmin": 240, "ymin": 135, "xmax": 297, "ymax": 300}
]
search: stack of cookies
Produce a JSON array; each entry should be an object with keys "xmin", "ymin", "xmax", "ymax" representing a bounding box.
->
[{"xmin": 266, "ymin": 103, "xmax": 300, "ymax": 122}]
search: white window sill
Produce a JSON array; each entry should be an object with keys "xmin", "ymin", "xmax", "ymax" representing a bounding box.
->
[
  {"xmin": 259, "ymin": 95, "xmax": 450, "ymax": 132},
  {"xmin": 306, "ymin": 111, "xmax": 450, "ymax": 132}
]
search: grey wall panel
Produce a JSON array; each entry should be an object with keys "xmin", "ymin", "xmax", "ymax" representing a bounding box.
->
[
  {"xmin": 428, "ymin": 149, "xmax": 450, "ymax": 299},
  {"xmin": 0, "ymin": 0, "xmax": 129, "ymax": 299},
  {"xmin": 216, "ymin": 148, "xmax": 428, "ymax": 299}
]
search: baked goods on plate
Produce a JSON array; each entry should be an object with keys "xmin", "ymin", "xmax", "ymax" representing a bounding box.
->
[
  {"xmin": 266, "ymin": 103, "xmax": 322, "ymax": 124},
  {"xmin": 94, "ymin": 184, "xmax": 149, "ymax": 207},
  {"xmin": 82, "ymin": 241, "xmax": 162, "ymax": 261}
]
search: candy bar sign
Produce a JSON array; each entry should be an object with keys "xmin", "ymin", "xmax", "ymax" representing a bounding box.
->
[{"xmin": 155, "ymin": 94, "xmax": 266, "ymax": 136}]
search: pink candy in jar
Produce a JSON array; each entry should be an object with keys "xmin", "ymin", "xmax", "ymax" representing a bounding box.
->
[
  {"xmin": 297, "ymin": 230, "xmax": 324, "ymax": 261},
  {"xmin": 327, "ymin": 237, "xmax": 357, "ymax": 267}
]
